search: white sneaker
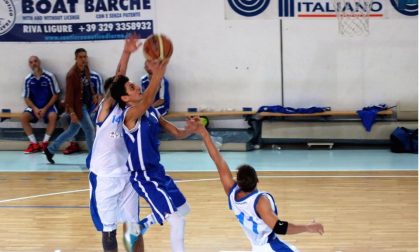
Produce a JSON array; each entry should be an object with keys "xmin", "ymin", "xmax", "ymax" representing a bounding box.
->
[{"xmin": 123, "ymin": 232, "xmax": 138, "ymax": 252}]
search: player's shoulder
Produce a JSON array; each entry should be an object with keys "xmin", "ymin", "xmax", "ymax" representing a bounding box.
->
[
  {"xmin": 90, "ymin": 69, "xmax": 100, "ymax": 75},
  {"xmin": 42, "ymin": 69, "xmax": 55, "ymax": 77},
  {"xmin": 140, "ymin": 74, "xmax": 149, "ymax": 83},
  {"xmin": 24, "ymin": 73, "xmax": 33, "ymax": 81}
]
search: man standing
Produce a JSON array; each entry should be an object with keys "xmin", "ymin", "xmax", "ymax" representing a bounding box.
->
[
  {"xmin": 45, "ymin": 48, "xmax": 97, "ymax": 164},
  {"xmin": 21, "ymin": 56, "xmax": 60, "ymax": 153},
  {"xmin": 61, "ymin": 69, "xmax": 103, "ymax": 155}
]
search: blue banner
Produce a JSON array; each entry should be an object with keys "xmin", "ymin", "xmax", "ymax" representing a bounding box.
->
[{"xmin": 0, "ymin": 0, "xmax": 156, "ymax": 42}]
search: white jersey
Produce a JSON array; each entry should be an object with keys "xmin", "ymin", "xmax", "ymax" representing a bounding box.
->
[
  {"xmin": 229, "ymin": 184, "xmax": 278, "ymax": 246},
  {"xmin": 88, "ymin": 103, "xmax": 129, "ymax": 177}
]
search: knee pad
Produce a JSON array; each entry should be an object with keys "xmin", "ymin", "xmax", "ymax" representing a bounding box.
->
[
  {"xmin": 102, "ymin": 230, "xmax": 117, "ymax": 251},
  {"xmin": 176, "ymin": 202, "xmax": 191, "ymax": 217}
]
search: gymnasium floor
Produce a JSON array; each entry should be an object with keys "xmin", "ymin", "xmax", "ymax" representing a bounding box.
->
[{"xmin": 0, "ymin": 148, "xmax": 417, "ymax": 251}]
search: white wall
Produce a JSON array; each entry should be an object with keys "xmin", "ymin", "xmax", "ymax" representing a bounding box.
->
[
  {"xmin": 0, "ymin": 0, "xmax": 417, "ymax": 114},
  {"xmin": 283, "ymin": 18, "xmax": 418, "ymax": 110}
]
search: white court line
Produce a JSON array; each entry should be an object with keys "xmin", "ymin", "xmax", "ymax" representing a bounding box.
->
[
  {"xmin": 0, "ymin": 174, "xmax": 416, "ymax": 203},
  {"xmin": 0, "ymin": 189, "xmax": 88, "ymax": 203}
]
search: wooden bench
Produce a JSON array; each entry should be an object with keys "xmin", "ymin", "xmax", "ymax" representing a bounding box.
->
[
  {"xmin": 0, "ymin": 112, "xmax": 22, "ymax": 122},
  {"xmin": 165, "ymin": 111, "xmax": 257, "ymax": 119},
  {"xmin": 252, "ymin": 109, "xmax": 396, "ymax": 147},
  {"xmin": 258, "ymin": 109, "xmax": 393, "ymax": 118}
]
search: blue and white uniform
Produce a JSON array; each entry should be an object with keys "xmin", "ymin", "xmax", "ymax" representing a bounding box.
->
[
  {"xmin": 89, "ymin": 70, "xmax": 103, "ymax": 118},
  {"xmin": 122, "ymin": 106, "xmax": 186, "ymax": 224},
  {"xmin": 228, "ymin": 184, "xmax": 299, "ymax": 252},
  {"xmin": 90, "ymin": 70, "xmax": 104, "ymax": 96},
  {"xmin": 88, "ymin": 102, "xmax": 139, "ymax": 232},
  {"xmin": 140, "ymin": 75, "xmax": 170, "ymax": 116},
  {"xmin": 22, "ymin": 69, "xmax": 60, "ymax": 123}
]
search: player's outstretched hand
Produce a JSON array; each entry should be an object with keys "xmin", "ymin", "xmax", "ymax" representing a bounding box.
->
[
  {"xmin": 124, "ymin": 33, "xmax": 142, "ymax": 54},
  {"xmin": 307, "ymin": 220, "xmax": 324, "ymax": 235}
]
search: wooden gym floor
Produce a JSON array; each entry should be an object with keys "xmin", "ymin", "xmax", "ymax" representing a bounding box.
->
[{"xmin": 0, "ymin": 170, "xmax": 417, "ymax": 252}]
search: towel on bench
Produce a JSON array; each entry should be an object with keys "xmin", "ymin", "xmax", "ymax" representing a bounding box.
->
[
  {"xmin": 357, "ymin": 104, "xmax": 389, "ymax": 132},
  {"xmin": 257, "ymin": 105, "xmax": 331, "ymax": 114}
]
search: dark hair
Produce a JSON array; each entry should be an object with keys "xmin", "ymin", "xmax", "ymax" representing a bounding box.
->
[
  {"xmin": 104, "ymin": 76, "xmax": 115, "ymax": 92},
  {"xmin": 110, "ymin": 75, "xmax": 129, "ymax": 109},
  {"xmin": 75, "ymin": 48, "xmax": 87, "ymax": 57},
  {"xmin": 236, "ymin": 164, "xmax": 258, "ymax": 192}
]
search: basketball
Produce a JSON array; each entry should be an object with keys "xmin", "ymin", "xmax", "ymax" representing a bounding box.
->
[{"xmin": 143, "ymin": 34, "xmax": 173, "ymax": 61}]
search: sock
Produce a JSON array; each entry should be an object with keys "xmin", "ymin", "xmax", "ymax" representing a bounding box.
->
[
  {"xmin": 145, "ymin": 213, "xmax": 157, "ymax": 226},
  {"xmin": 28, "ymin": 134, "xmax": 37, "ymax": 144},
  {"xmin": 43, "ymin": 134, "xmax": 51, "ymax": 142},
  {"xmin": 167, "ymin": 213, "xmax": 185, "ymax": 252}
]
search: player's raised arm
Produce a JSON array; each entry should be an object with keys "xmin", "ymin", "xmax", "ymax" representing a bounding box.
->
[
  {"xmin": 256, "ymin": 196, "xmax": 324, "ymax": 236},
  {"xmin": 124, "ymin": 59, "xmax": 169, "ymax": 126},
  {"xmin": 195, "ymin": 120, "xmax": 235, "ymax": 195},
  {"xmin": 159, "ymin": 116, "xmax": 199, "ymax": 140},
  {"xmin": 116, "ymin": 33, "xmax": 142, "ymax": 77}
]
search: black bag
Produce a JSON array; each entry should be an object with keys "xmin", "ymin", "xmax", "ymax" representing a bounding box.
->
[{"xmin": 390, "ymin": 127, "xmax": 418, "ymax": 154}]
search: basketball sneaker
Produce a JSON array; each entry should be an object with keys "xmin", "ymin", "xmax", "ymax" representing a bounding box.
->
[
  {"xmin": 41, "ymin": 142, "xmax": 49, "ymax": 153},
  {"xmin": 23, "ymin": 143, "xmax": 41, "ymax": 154},
  {"xmin": 63, "ymin": 142, "xmax": 80, "ymax": 155},
  {"xmin": 123, "ymin": 232, "xmax": 139, "ymax": 252},
  {"xmin": 44, "ymin": 148, "xmax": 55, "ymax": 164}
]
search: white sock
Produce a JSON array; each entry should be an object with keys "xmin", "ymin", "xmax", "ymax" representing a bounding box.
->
[
  {"xmin": 28, "ymin": 134, "xmax": 37, "ymax": 144},
  {"xmin": 43, "ymin": 134, "xmax": 50, "ymax": 142},
  {"xmin": 167, "ymin": 213, "xmax": 185, "ymax": 252},
  {"xmin": 145, "ymin": 213, "xmax": 157, "ymax": 226}
]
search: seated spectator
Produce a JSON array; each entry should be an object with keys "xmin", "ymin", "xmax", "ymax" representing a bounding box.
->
[
  {"xmin": 21, "ymin": 56, "xmax": 60, "ymax": 153},
  {"xmin": 140, "ymin": 60, "xmax": 170, "ymax": 115}
]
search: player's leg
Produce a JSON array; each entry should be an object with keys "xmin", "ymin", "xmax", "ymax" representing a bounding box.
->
[
  {"xmin": 102, "ymin": 230, "xmax": 118, "ymax": 252},
  {"xmin": 42, "ymin": 108, "xmax": 58, "ymax": 152},
  {"xmin": 119, "ymin": 176, "xmax": 144, "ymax": 252},
  {"xmin": 21, "ymin": 108, "xmax": 41, "ymax": 153},
  {"xmin": 162, "ymin": 175, "xmax": 190, "ymax": 252},
  {"xmin": 89, "ymin": 172, "xmax": 122, "ymax": 252},
  {"xmin": 129, "ymin": 174, "xmax": 177, "ymax": 225},
  {"xmin": 167, "ymin": 212, "xmax": 185, "ymax": 252},
  {"xmin": 129, "ymin": 173, "xmax": 186, "ymax": 252}
]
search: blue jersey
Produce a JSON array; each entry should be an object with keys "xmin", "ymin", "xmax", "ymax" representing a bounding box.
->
[
  {"xmin": 22, "ymin": 70, "xmax": 60, "ymax": 108},
  {"xmin": 122, "ymin": 106, "xmax": 187, "ymax": 224},
  {"xmin": 140, "ymin": 75, "xmax": 170, "ymax": 115},
  {"xmin": 122, "ymin": 106, "xmax": 164, "ymax": 175},
  {"xmin": 90, "ymin": 70, "xmax": 104, "ymax": 96}
]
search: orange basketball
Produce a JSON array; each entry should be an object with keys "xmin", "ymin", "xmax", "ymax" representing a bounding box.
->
[{"xmin": 143, "ymin": 34, "xmax": 173, "ymax": 61}]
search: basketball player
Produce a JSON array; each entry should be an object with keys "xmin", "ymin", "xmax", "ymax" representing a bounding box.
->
[
  {"xmin": 194, "ymin": 118, "xmax": 324, "ymax": 252},
  {"xmin": 110, "ymin": 59, "xmax": 194, "ymax": 252},
  {"xmin": 88, "ymin": 34, "xmax": 146, "ymax": 252}
]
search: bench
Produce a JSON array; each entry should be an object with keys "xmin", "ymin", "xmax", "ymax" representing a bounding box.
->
[
  {"xmin": 164, "ymin": 111, "xmax": 256, "ymax": 119},
  {"xmin": 0, "ymin": 110, "xmax": 258, "ymax": 151},
  {"xmin": 256, "ymin": 109, "xmax": 418, "ymax": 147},
  {"xmin": 0, "ymin": 112, "xmax": 22, "ymax": 122},
  {"xmin": 257, "ymin": 109, "xmax": 394, "ymax": 118}
]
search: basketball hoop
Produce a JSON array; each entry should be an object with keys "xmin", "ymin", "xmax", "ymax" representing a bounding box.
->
[{"xmin": 333, "ymin": 0, "xmax": 372, "ymax": 36}]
